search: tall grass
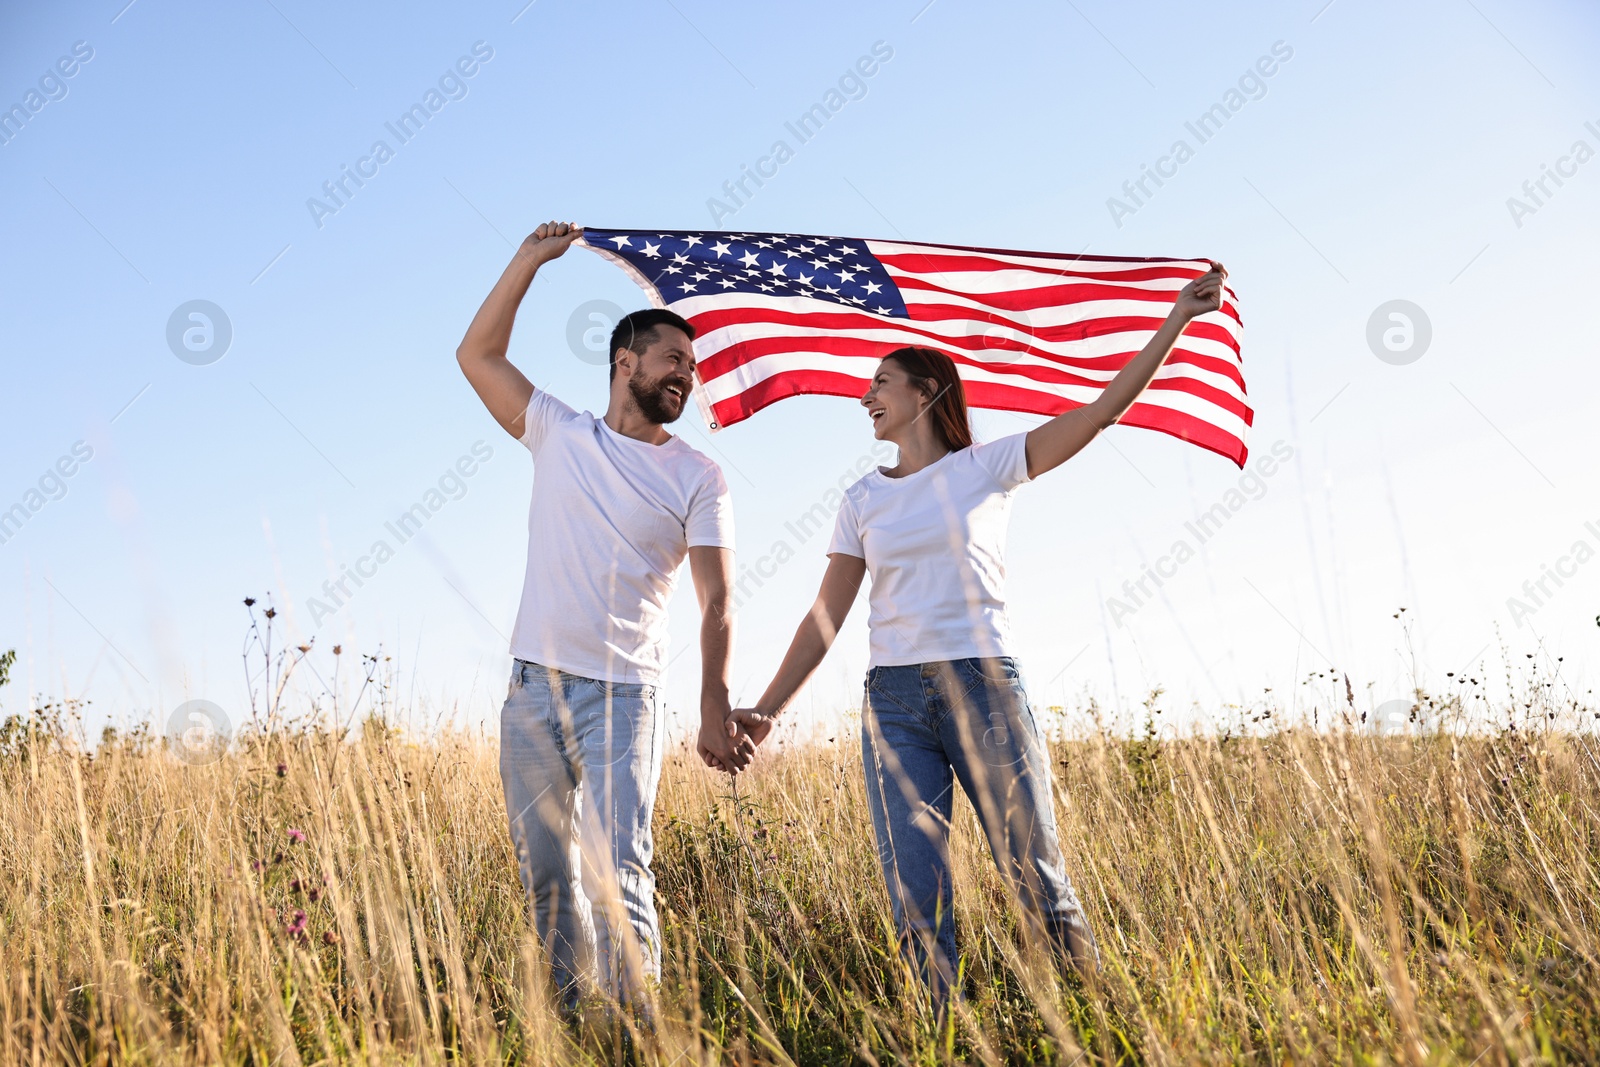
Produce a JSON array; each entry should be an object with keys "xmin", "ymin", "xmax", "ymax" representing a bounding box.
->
[{"xmin": 1, "ymin": 677, "xmax": 1596, "ymax": 1064}]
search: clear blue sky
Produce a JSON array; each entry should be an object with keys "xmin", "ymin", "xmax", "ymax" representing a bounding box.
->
[{"xmin": 3, "ymin": 0, "xmax": 1597, "ymax": 742}]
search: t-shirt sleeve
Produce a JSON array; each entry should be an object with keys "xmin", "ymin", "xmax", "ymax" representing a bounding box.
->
[
  {"xmin": 827, "ymin": 487, "xmax": 865, "ymax": 558},
  {"xmin": 970, "ymin": 432, "xmax": 1032, "ymax": 491},
  {"xmin": 685, "ymin": 463, "xmax": 735, "ymax": 550},
  {"xmin": 519, "ymin": 389, "xmax": 580, "ymax": 457}
]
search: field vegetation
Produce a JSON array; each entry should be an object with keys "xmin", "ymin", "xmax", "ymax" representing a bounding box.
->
[{"xmin": 0, "ymin": 623, "xmax": 1596, "ymax": 1065}]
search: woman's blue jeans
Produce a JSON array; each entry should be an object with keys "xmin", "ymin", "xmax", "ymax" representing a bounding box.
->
[{"xmin": 860, "ymin": 657, "xmax": 1097, "ymax": 1003}]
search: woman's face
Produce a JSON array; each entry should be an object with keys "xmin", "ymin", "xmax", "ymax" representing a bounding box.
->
[{"xmin": 861, "ymin": 358, "xmax": 927, "ymax": 442}]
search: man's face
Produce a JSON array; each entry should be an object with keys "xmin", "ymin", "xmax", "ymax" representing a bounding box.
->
[{"xmin": 623, "ymin": 326, "xmax": 696, "ymax": 424}]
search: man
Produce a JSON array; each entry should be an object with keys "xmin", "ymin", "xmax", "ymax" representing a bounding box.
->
[{"xmin": 456, "ymin": 220, "xmax": 753, "ymax": 1010}]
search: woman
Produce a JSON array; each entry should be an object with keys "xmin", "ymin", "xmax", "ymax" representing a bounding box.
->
[{"xmin": 734, "ymin": 264, "xmax": 1229, "ymax": 1002}]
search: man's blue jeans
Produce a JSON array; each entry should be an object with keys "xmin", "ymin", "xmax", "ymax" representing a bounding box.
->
[
  {"xmin": 861, "ymin": 657, "xmax": 1098, "ymax": 1002},
  {"xmin": 499, "ymin": 660, "xmax": 665, "ymax": 1006}
]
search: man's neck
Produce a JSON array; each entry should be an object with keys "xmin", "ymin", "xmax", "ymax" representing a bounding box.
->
[{"xmin": 603, "ymin": 402, "xmax": 671, "ymax": 445}]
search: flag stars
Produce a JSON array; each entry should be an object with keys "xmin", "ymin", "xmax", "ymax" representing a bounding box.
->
[{"xmin": 585, "ymin": 229, "xmax": 905, "ymax": 318}]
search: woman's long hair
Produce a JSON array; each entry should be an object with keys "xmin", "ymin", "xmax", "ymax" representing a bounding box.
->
[{"xmin": 882, "ymin": 346, "xmax": 974, "ymax": 452}]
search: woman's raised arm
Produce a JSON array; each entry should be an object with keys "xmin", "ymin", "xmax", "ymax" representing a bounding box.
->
[{"xmin": 1023, "ymin": 263, "xmax": 1228, "ymax": 480}]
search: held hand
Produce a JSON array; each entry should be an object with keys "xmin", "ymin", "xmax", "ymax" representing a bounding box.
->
[
  {"xmin": 519, "ymin": 220, "xmax": 583, "ymax": 267},
  {"xmin": 1173, "ymin": 261, "xmax": 1227, "ymax": 321},
  {"xmin": 732, "ymin": 707, "xmax": 777, "ymax": 748},
  {"xmin": 697, "ymin": 716, "xmax": 755, "ymax": 775}
]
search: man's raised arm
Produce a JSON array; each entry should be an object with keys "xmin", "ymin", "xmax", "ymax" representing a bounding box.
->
[{"xmin": 456, "ymin": 221, "xmax": 583, "ymax": 439}]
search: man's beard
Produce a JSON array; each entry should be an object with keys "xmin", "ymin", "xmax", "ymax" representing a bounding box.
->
[{"xmin": 628, "ymin": 372, "xmax": 689, "ymax": 425}]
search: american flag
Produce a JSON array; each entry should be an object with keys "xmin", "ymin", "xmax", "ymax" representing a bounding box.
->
[{"xmin": 578, "ymin": 228, "xmax": 1250, "ymax": 466}]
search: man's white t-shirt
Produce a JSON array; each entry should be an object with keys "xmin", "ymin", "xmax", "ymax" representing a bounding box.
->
[
  {"xmin": 828, "ymin": 433, "xmax": 1031, "ymax": 669},
  {"xmin": 512, "ymin": 390, "xmax": 733, "ymax": 685}
]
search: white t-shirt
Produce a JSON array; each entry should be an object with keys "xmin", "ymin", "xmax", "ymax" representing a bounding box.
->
[
  {"xmin": 828, "ymin": 433, "xmax": 1031, "ymax": 668},
  {"xmin": 511, "ymin": 390, "xmax": 733, "ymax": 685}
]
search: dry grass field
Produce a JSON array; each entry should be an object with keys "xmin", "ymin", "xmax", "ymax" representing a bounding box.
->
[{"xmin": 1, "ymin": 655, "xmax": 1597, "ymax": 1065}]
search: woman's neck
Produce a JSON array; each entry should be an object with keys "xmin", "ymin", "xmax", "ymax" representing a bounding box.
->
[{"xmin": 885, "ymin": 426, "xmax": 949, "ymax": 478}]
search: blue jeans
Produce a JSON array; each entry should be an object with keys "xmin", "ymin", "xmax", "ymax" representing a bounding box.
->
[
  {"xmin": 499, "ymin": 660, "xmax": 665, "ymax": 1006},
  {"xmin": 861, "ymin": 657, "xmax": 1097, "ymax": 1002}
]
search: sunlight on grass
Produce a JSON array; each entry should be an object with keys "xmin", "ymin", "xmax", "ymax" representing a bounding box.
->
[{"xmin": 2, "ymin": 670, "xmax": 1596, "ymax": 1064}]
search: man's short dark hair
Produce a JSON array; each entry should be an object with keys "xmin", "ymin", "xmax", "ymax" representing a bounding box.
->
[{"xmin": 608, "ymin": 309, "xmax": 695, "ymax": 381}]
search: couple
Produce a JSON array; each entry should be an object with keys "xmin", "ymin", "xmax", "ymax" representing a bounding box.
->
[{"xmin": 457, "ymin": 221, "xmax": 1227, "ymax": 1012}]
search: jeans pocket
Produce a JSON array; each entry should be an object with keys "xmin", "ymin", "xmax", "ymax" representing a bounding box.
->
[
  {"xmin": 592, "ymin": 678, "xmax": 649, "ymax": 700},
  {"xmin": 955, "ymin": 659, "xmax": 1007, "ymax": 702},
  {"xmin": 950, "ymin": 661, "xmax": 1032, "ymax": 770},
  {"xmin": 575, "ymin": 678, "xmax": 655, "ymax": 771},
  {"xmin": 989, "ymin": 656, "xmax": 1023, "ymax": 685}
]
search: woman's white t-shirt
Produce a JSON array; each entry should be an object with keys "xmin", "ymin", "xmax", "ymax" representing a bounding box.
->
[{"xmin": 827, "ymin": 433, "xmax": 1031, "ymax": 668}]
